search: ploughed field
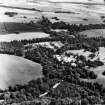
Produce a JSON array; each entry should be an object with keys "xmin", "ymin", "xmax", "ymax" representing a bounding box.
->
[
  {"xmin": 0, "ymin": 54, "xmax": 43, "ymax": 90},
  {"xmin": 0, "ymin": 22, "xmax": 42, "ymax": 34},
  {"xmin": 0, "ymin": 22, "xmax": 49, "ymax": 42}
]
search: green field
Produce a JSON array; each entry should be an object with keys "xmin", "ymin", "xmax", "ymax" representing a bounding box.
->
[
  {"xmin": 80, "ymin": 29, "xmax": 105, "ymax": 37},
  {"xmin": 0, "ymin": 54, "xmax": 42, "ymax": 90}
]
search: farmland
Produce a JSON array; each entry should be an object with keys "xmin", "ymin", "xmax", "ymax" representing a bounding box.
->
[
  {"xmin": 0, "ymin": 54, "xmax": 42, "ymax": 90},
  {"xmin": 0, "ymin": 2, "xmax": 105, "ymax": 25},
  {"xmin": 80, "ymin": 29, "xmax": 105, "ymax": 38},
  {"xmin": 0, "ymin": 32, "xmax": 49, "ymax": 42},
  {"xmin": 1, "ymin": 1, "xmax": 105, "ymax": 105},
  {"xmin": 0, "ymin": 22, "xmax": 42, "ymax": 34}
]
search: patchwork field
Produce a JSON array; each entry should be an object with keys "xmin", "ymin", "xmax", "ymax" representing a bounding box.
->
[
  {"xmin": 0, "ymin": 2, "xmax": 105, "ymax": 24},
  {"xmin": 0, "ymin": 1, "xmax": 105, "ymax": 104}
]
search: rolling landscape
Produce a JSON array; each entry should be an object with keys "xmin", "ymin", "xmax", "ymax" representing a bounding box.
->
[{"xmin": 1, "ymin": 0, "xmax": 105, "ymax": 105}]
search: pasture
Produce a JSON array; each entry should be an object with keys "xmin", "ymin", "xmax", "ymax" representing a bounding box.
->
[
  {"xmin": 80, "ymin": 29, "xmax": 105, "ymax": 37},
  {"xmin": 0, "ymin": 54, "xmax": 42, "ymax": 89},
  {"xmin": 0, "ymin": 32, "xmax": 49, "ymax": 42}
]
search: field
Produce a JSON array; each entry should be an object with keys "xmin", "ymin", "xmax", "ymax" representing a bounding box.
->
[
  {"xmin": 0, "ymin": 2, "xmax": 105, "ymax": 25},
  {"xmin": 0, "ymin": 54, "xmax": 42, "ymax": 90},
  {"xmin": 0, "ymin": 7, "xmax": 41, "ymax": 23},
  {"xmin": 0, "ymin": 1, "xmax": 105, "ymax": 104},
  {"xmin": 80, "ymin": 29, "xmax": 105, "ymax": 37},
  {"xmin": 0, "ymin": 32, "xmax": 49, "ymax": 42},
  {"xmin": 90, "ymin": 65, "xmax": 105, "ymax": 86},
  {"xmin": 0, "ymin": 22, "xmax": 43, "ymax": 34}
]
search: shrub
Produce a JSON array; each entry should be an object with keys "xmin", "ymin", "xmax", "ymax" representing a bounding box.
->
[{"xmin": 102, "ymin": 71, "xmax": 105, "ymax": 76}]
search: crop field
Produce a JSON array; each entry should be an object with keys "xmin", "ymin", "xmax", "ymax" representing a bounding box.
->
[
  {"xmin": 0, "ymin": 32, "xmax": 49, "ymax": 42},
  {"xmin": 0, "ymin": 22, "xmax": 43, "ymax": 34},
  {"xmin": 0, "ymin": 54, "xmax": 42, "ymax": 90},
  {"xmin": 0, "ymin": 3, "xmax": 105, "ymax": 25},
  {"xmin": 80, "ymin": 29, "xmax": 105, "ymax": 37}
]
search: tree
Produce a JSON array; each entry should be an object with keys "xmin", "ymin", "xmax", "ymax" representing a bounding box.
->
[
  {"xmin": 81, "ymin": 99, "xmax": 89, "ymax": 105},
  {"xmin": 102, "ymin": 71, "xmax": 105, "ymax": 76}
]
